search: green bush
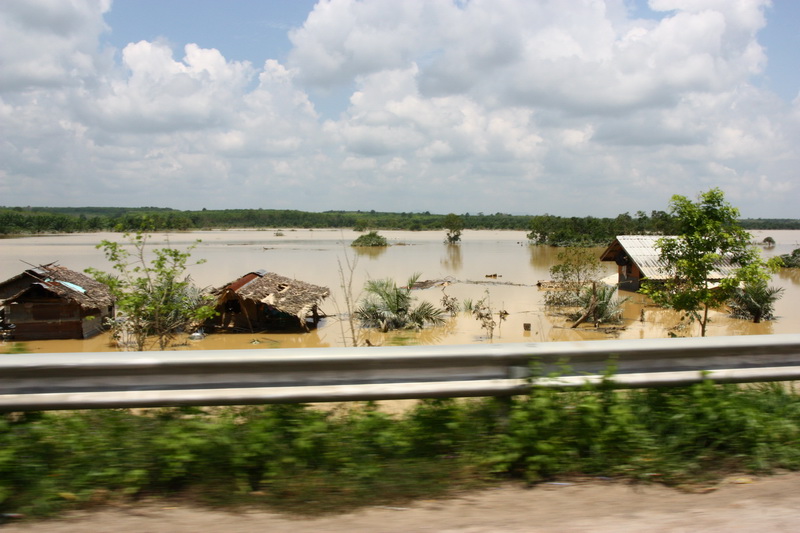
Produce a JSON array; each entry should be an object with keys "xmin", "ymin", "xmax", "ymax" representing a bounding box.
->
[
  {"xmin": 728, "ymin": 280, "xmax": 784, "ymax": 323},
  {"xmin": 355, "ymin": 274, "xmax": 446, "ymax": 332},
  {"xmin": 781, "ymin": 248, "xmax": 800, "ymax": 268},
  {"xmin": 4, "ymin": 380, "xmax": 800, "ymax": 518},
  {"xmin": 351, "ymin": 231, "xmax": 388, "ymax": 247}
]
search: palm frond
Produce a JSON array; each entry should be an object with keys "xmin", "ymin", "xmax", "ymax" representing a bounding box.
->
[{"xmin": 355, "ymin": 275, "xmax": 446, "ymax": 331}]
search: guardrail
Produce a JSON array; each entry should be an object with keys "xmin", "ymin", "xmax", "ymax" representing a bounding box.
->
[{"xmin": 2, "ymin": 334, "xmax": 800, "ymax": 411}]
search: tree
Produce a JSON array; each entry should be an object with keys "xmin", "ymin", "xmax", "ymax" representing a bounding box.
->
[
  {"xmin": 642, "ymin": 188, "xmax": 782, "ymax": 337},
  {"xmin": 353, "ymin": 218, "xmax": 369, "ymax": 232},
  {"xmin": 355, "ymin": 273, "xmax": 445, "ymax": 332},
  {"xmin": 568, "ymin": 283, "xmax": 628, "ymax": 327},
  {"xmin": 542, "ymin": 248, "xmax": 626, "ymax": 329},
  {"xmin": 443, "ymin": 213, "xmax": 464, "ymax": 243},
  {"xmin": 728, "ymin": 280, "xmax": 784, "ymax": 323},
  {"xmin": 543, "ymin": 248, "xmax": 603, "ymax": 308},
  {"xmin": 86, "ymin": 233, "xmax": 217, "ymax": 351}
]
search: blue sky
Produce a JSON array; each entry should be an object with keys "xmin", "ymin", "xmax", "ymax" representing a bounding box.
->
[
  {"xmin": 103, "ymin": 1, "xmax": 315, "ymax": 67},
  {"xmin": 1, "ymin": 0, "xmax": 799, "ymax": 217},
  {"xmin": 759, "ymin": 1, "xmax": 800, "ymax": 101}
]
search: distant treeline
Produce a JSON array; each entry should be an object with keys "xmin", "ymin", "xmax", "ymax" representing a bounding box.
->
[{"xmin": 1, "ymin": 206, "xmax": 798, "ymax": 246}]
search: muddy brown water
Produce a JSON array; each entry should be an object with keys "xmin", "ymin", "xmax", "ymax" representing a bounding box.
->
[{"xmin": 1, "ymin": 229, "xmax": 799, "ymax": 353}]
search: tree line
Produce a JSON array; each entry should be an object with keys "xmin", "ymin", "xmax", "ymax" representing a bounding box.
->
[{"xmin": 2, "ymin": 205, "xmax": 798, "ymax": 243}]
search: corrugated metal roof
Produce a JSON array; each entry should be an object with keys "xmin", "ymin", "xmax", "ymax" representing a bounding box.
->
[
  {"xmin": 228, "ymin": 271, "xmax": 263, "ymax": 292},
  {"xmin": 617, "ymin": 235, "xmax": 670, "ymax": 280},
  {"xmin": 600, "ymin": 235, "xmax": 739, "ymax": 281}
]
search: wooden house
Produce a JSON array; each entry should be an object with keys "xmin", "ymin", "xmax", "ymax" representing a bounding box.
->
[
  {"xmin": 600, "ymin": 235, "xmax": 737, "ymax": 291},
  {"xmin": 0, "ymin": 263, "xmax": 114, "ymax": 340},
  {"xmin": 206, "ymin": 270, "xmax": 330, "ymax": 332}
]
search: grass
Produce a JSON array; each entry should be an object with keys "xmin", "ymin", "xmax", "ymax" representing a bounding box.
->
[{"xmin": 3, "ymin": 380, "xmax": 800, "ymax": 518}]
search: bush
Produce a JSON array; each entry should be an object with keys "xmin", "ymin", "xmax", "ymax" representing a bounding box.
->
[
  {"xmin": 728, "ymin": 280, "xmax": 784, "ymax": 323},
  {"xmin": 543, "ymin": 248, "xmax": 602, "ymax": 308},
  {"xmin": 355, "ymin": 274, "xmax": 445, "ymax": 331},
  {"xmin": 781, "ymin": 248, "xmax": 800, "ymax": 268},
  {"xmin": 567, "ymin": 284, "xmax": 628, "ymax": 325},
  {"xmin": 5, "ymin": 381, "xmax": 800, "ymax": 518},
  {"xmin": 351, "ymin": 231, "xmax": 388, "ymax": 247}
]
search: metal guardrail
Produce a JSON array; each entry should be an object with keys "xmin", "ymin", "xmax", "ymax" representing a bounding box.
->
[{"xmin": 2, "ymin": 334, "xmax": 800, "ymax": 410}]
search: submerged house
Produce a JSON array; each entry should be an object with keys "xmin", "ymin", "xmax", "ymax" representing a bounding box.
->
[
  {"xmin": 0, "ymin": 263, "xmax": 114, "ymax": 340},
  {"xmin": 206, "ymin": 270, "xmax": 330, "ymax": 332},
  {"xmin": 600, "ymin": 235, "xmax": 737, "ymax": 292}
]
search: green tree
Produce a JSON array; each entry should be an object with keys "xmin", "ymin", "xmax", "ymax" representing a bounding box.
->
[
  {"xmin": 527, "ymin": 214, "xmax": 559, "ymax": 245},
  {"xmin": 568, "ymin": 283, "xmax": 628, "ymax": 326},
  {"xmin": 544, "ymin": 248, "xmax": 603, "ymax": 307},
  {"xmin": 643, "ymin": 188, "xmax": 782, "ymax": 337},
  {"xmin": 728, "ymin": 280, "xmax": 784, "ymax": 323},
  {"xmin": 355, "ymin": 273, "xmax": 445, "ymax": 332},
  {"xmin": 86, "ymin": 233, "xmax": 217, "ymax": 351},
  {"xmin": 443, "ymin": 213, "xmax": 464, "ymax": 243}
]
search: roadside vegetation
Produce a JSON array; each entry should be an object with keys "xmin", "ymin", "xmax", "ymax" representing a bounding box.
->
[{"xmin": 3, "ymin": 378, "xmax": 800, "ymax": 519}]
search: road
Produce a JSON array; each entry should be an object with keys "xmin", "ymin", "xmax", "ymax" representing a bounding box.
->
[{"xmin": 4, "ymin": 471, "xmax": 800, "ymax": 532}]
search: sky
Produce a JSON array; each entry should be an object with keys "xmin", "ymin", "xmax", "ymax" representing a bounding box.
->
[{"xmin": 1, "ymin": 0, "xmax": 799, "ymax": 218}]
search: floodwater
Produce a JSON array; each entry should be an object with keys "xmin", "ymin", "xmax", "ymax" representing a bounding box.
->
[{"xmin": 1, "ymin": 229, "xmax": 799, "ymax": 353}]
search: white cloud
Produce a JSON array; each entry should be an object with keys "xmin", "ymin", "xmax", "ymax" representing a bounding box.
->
[
  {"xmin": 86, "ymin": 41, "xmax": 254, "ymax": 133},
  {"xmin": 0, "ymin": 0, "xmax": 111, "ymax": 91},
  {"xmin": 341, "ymin": 156, "xmax": 377, "ymax": 171},
  {"xmin": 0, "ymin": 0, "xmax": 797, "ymax": 217}
]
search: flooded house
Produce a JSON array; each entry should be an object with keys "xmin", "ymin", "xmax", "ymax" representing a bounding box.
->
[
  {"xmin": 0, "ymin": 263, "xmax": 114, "ymax": 340},
  {"xmin": 600, "ymin": 235, "xmax": 737, "ymax": 291},
  {"xmin": 206, "ymin": 270, "xmax": 330, "ymax": 332}
]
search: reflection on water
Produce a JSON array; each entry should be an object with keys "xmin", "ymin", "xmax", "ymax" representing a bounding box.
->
[
  {"xmin": 441, "ymin": 244, "xmax": 463, "ymax": 272},
  {"xmin": 778, "ymin": 268, "xmax": 800, "ymax": 286},
  {"xmin": 1, "ymin": 229, "xmax": 799, "ymax": 353},
  {"xmin": 528, "ymin": 244, "xmax": 560, "ymax": 271},
  {"xmin": 352, "ymin": 245, "xmax": 389, "ymax": 260}
]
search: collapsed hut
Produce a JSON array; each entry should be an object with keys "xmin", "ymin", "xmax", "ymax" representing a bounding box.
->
[
  {"xmin": 0, "ymin": 263, "xmax": 114, "ymax": 340},
  {"xmin": 206, "ymin": 270, "xmax": 330, "ymax": 332}
]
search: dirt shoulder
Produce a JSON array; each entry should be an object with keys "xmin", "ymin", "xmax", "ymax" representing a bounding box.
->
[{"xmin": 5, "ymin": 471, "xmax": 800, "ymax": 533}]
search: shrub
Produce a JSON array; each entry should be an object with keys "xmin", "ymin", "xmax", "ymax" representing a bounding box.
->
[
  {"xmin": 355, "ymin": 273, "xmax": 445, "ymax": 331},
  {"xmin": 351, "ymin": 231, "xmax": 388, "ymax": 247},
  {"xmin": 567, "ymin": 283, "xmax": 628, "ymax": 325},
  {"xmin": 5, "ymin": 380, "xmax": 800, "ymax": 518},
  {"xmin": 728, "ymin": 280, "xmax": 784, "ymax": 323},
  {"xmin": 781, "ymin": 248, "xmax": 800, "ymax": 268}
]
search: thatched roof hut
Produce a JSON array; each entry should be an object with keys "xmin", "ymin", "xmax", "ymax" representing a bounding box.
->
[
  {"xmin": 0, "ymin": 263, "xmax": 114, "ymax": 340},
  {"xmin": 206, "ymin": 270, "xmax": 330, "ymax": 332}
]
